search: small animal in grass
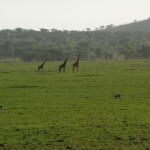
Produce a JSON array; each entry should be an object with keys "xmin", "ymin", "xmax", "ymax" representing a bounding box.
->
[
  {"xmin": 113, "ymin": 93, "xmax": 121, "ymax": 99},
  {"xmin": 0, "ymin": 106, "xmax": 3, "ymax": 110}
]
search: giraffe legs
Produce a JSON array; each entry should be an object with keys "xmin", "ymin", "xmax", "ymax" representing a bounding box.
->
[
  {"xmin": 63, "ymin": 67, "xmax": 65, "ymax": 73},
  {"xmin": 37, "ymin": 67, "xmax": 41, "ymax": 72},
  {"xmin": 72, "ymin": 66, "xmax": 75, "ymax": 72},
  {"xmin": 37, "ymin": 67, "xmax": 44, "ymax": 73},
  {"xmin": 59, "ymin": 65, "xmax": 66, "ymax": 73},
  {"xmin": 59, "ymin": 66, "xmax": 61, "ymax": 73},
  {"xmin": 72, "ymin": 65, "xmax": 78, "ymax": 73}
]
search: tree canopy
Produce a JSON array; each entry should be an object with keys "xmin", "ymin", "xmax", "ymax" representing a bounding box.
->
[{"xmin": 0, "ymin": 26, "xmax": 150, "ymax": 61}]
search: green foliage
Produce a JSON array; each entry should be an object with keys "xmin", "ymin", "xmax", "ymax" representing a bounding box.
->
[
  {"xmin": 138, "ymin": 44, "xmax": 150, "ymax": 59},
  {"xmin": 0, "ymin": 60, "xmax": 150, "ymax": 149},
  {"xmin": 95, "ymin": 48, "xmax": 102, "ymax": 58},
  {"xmin": 0, "ymin": 20, "xmax": 150, "ymax": 61}
]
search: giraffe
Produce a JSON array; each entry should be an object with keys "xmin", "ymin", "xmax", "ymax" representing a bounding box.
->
[
  {"xmin": 37, "ymin": 61, "xmax": 46, "ymax": 72},
  {"xmin": 59, "ymin": 58, "xmax": 68, "ymax": 73},
  {"xmin": 72, "ymin": 55, "xmax": 80, "ymax": 72}
]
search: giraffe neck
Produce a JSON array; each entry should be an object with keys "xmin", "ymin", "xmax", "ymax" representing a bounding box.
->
[
  {"xmin": 76, "ymin": 56, "xmax": 80, "ymax": 64},
  {"xmin": 42, "ymin": 61, "xmax": 46, "ymax": 66},
  {"xmin": 63, "ymin": 58, "xmax": 67, "ymax": 65}
]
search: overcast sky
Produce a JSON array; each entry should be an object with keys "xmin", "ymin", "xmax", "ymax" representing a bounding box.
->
[{"xmin": 0, "ymin": 0, "xmax": 150, "ymax": 31}]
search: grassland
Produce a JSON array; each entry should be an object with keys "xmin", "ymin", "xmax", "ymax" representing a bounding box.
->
[{"xmin": 0, "ymin": 60, "xmax": 150, "ymax": 150}]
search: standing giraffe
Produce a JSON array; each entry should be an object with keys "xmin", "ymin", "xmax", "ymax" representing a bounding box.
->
[
  {"xmin": 59, "ymin": 58, "xmax": 68, "ymax": 73},
  {"xmin": 72, "ymin": 55, "xmax": 80, "ymax": 72},
  {"xmin": 37, "ymin": 61, "xmax": 46, "ymax": 72}
]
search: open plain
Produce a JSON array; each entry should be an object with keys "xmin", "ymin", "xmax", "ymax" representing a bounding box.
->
[{"xmin": 0, "ymin": 60, "xmax": 150, "ymax": 149}]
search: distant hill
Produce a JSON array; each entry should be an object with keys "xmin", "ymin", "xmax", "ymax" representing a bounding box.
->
[{"xmin": 105, "ymin": 18, "xmax": 150, "ymax": 32}]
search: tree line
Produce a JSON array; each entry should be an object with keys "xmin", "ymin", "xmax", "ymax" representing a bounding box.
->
[{"xmin": 0, "ymin": 28, "xmax": 150, "ymax": 61}]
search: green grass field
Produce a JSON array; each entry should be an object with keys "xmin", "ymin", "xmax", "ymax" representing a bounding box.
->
[{"xmin": 0, "ymin": 60, "xmax": 150, "ymax": 150}]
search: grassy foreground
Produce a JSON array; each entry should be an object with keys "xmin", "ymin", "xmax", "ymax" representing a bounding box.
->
[{"xmin": 0, "ymin": 60, "xmax": 150, "ymax": 150}]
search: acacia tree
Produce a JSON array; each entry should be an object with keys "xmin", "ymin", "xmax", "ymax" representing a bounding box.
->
[
  {"xmin": 138, "ymin": 45, "xmax": 150, "ymax": 59},
  {"xmin": 0, "ymin": 41, "xmax": 14, "ymax": 57},
  {"xmin": 95, "ymin": 48, "xmax": 102, "ymax": 58}
]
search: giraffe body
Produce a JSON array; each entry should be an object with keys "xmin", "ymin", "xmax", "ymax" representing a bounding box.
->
[
  {"xmin": 73, "ymin": 55, "xmax": 80, "ymax": 72},
  {"xmin": 59, "ymin": 58, "xmax": 68, "ymax": 73},
  {"xmin": 37, "ymin": 61, "xmax": 46, "ymax": 72}
]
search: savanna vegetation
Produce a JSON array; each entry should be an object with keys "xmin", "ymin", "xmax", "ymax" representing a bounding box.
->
[
  {"xmin": 0, "ymin": 60, "xmax": 150, "ymax": 149},
  {"xmin": 0, "ymin": 17, "xmax": 150, "ymax": 149},
  {"xmin": 1, "ymin": 18, "xmax": 150, "ymax": 62}
]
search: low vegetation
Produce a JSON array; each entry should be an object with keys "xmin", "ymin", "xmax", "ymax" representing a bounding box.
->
[{"xmin": 0, "ymin": 60, "xmax": 150, "ymax": 149}]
